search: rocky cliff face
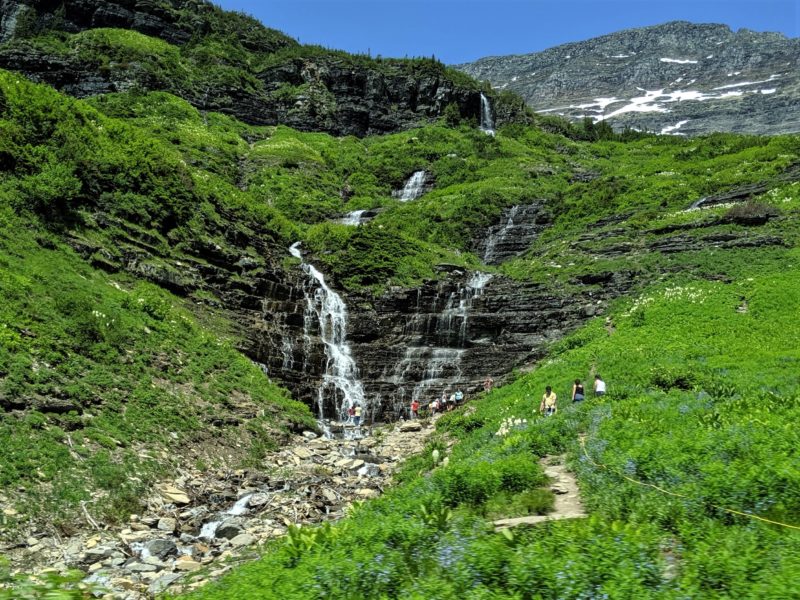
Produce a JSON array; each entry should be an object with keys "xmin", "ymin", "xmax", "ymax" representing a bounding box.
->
[
  {"xmin": 0, "ymin": 0, "xmax": 296, "ymax": 50},
  {"xmin": 0, "ymin": 0, "xmax": 527, "ymax": 136},
  {"xmin": 456, "ymin": 21, "xmax": 800, "ymax": 136}
]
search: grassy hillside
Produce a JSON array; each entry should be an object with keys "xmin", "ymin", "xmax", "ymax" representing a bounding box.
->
[
  {"xmin": 177, "ymin": 246, "xmax": 800, "ymax": 599},
  {"xmin": 0, "ymin": 72, "xmax": 320, "ymax": 533},
  {"xmin": 1, "ymin": 63, "xmax": 799, "ymax": 597}
]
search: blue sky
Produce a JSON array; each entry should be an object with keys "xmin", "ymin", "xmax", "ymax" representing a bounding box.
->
[{"xmin": 215, "ymin": 0, "xmax": 798, "ymax": 64}]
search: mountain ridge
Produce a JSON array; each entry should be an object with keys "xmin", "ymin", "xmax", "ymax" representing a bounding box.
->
[{"xmin": 456, "ymin": 20, "xmax": 800, "ymax": 136}]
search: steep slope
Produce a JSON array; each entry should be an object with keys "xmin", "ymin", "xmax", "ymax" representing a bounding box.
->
[
  {"xmin": 0, "ymin": 0, "xmax": 531, "ymax": 136},
  {"xmin": 456, "ymin": 21, "xmax": 800, "ymax": 136}
]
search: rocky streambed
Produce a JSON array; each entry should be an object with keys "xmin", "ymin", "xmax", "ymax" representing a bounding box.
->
[{"xmin": 1, "ymin": 419, "xmax": 436, "ymax": 599}]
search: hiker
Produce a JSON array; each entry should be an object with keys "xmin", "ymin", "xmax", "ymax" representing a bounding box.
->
[
  {"xmin": 347, "ymin": 405, "xmax": 355, "ymax": 423},
  {"xmin": 353, "ymin": 403, "xmax": 362, "ymax": 426},
  {"xmin": 430, "ymin": 398, "xmax": 440, "ymax": 415},
  {"xmin": 594, "ymin": 375, "xmax": 606, "ymax": 397},
  {"xmin": 410, "ymin": 399, "xmax": 419, "ymax": 419},
  {"xmin": 540, "ymin": 386, "xmax": 557, "ymax": 416},
  {"xmin": 454, "ymin": 389, "xmax": 464, "ymax": 405},
  {"xmin": 483, "ymin": 375, "xmax": 494, "ymax": 392},
  {"xmin": 572, "ymin": 379, "xmax": 585, "ymax": 403}
]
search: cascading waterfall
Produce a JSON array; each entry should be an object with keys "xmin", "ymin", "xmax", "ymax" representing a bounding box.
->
[
  {"xmin": 387, "ymin": 272, "xmax": 492, "ymax": 408},
  {"xmin": 341, "ymin": 210, "xmax": 366, "ymax": 225},
  {"xmin": 479, "ymin": 93, "xmax": 496, "ymax": 136},
  {"xmin": 483, "ymin": 205, "xmax": 520, "ymax": 263},
  {"xmin": 289, "ymin": 242, "xmax": 366, "ymax": 421},
  {"xmin": 393, "ymin": 171, "xmax": 427, "ymax": 201}
]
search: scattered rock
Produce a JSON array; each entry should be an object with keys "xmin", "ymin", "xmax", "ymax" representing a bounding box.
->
[
  {"xmin": 149, "ymin": 572, "xmax": 184, "ymax": 595},
  {"xmin": 144, "ymin": 539, "xmax": 177, "ymax": 560},
  {"xmin": 174, "ymin": 557, "xmax": 203, "ymax": 572},
  {"xmin": 126, "ymin": 562, "xmax": 158, "ymax": 573},
  {"xmin": 157, "ymin": 517, "xmax": 177, "ymax": 532},
  {"xmin": 159, "ymin": 485, "xmax": 191, "ymax": 505},
  {"xmin": 229, "ymin": 533, "xmax": 255, "ymax": 548},
  {"xmin": 399, "ymin": 421, "xmax": 422, "ymax": 432}
]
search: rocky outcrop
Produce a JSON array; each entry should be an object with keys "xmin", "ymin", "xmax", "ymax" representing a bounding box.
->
[
  {"xmin": 0, "ymin": 0, "xmax": 297, "ymax": 51},
  {"xmin": 471, "ymin": 202, "xmax": 551, "ymax": 265},
  {"xmin": 456, "ymin": 21, "xmax": 800, "ymax": 136}
]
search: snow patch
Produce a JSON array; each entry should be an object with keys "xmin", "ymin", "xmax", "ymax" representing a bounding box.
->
[
  {"xmin": 760, "ymin": 88, "xmax": 777, "ymax": 94},
  {"xmin": 713, "ymin": 75, "xmax": 781, "ymax": 91},
  {"xmin": 660, "ymin": 58, "xmax": 699, "ymax": 64},
  {"xmin": 661, "ymin": 120, "xmax": 690, "ymax": 135}
]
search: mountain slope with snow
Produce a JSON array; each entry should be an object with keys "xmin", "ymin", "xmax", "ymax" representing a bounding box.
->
[{"xmin": 456, "ymin": 21, "xmax": 800, "ymax": 136}]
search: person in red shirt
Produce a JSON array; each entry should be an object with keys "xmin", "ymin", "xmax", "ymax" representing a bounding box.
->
[{"xmin": 410, "ymin": 400, "xmax": 420, "ymax": 419}]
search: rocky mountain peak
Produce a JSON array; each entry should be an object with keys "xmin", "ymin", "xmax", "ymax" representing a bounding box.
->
[{"xmin": 456, "ymin": 20, "xmax": 800, "ymax": 136}]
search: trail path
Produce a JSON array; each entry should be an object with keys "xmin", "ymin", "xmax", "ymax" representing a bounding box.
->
[{"xmin": 494, "ymin": 454, "xmax": 587, "ymax": 530}]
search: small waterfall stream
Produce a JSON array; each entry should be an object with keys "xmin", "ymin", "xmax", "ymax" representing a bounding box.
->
[
  {"xmin": 483, "ymin": 205, "xmax": 520, "ymax": 263},
  {"xmin": 480, "ymin": 93, "xmax": 496, "ymax": 136},
  {"xmin": 341, "ymin": 210, "xmax": 366, "ymax": 225},
  {"xmin": 393, "ymin": 171, "xmax": 427, "ymax": 201},
  {"xmin": 289, "ymin": 243, "xmax": 366, "ymax": 421}
]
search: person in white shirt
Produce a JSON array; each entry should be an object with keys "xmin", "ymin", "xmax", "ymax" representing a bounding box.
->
[{"xmin": 594, "ymin": 375, "xmax": 606, "ymax": 397}]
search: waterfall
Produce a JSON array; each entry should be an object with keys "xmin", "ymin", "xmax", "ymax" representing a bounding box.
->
[
  {"xmin": 393, "ymin": 171, "xmax": 427, "ymax": 201},
  {"xmin": 480, "ymin": 93, "xmax": 496, "ymax": 136},
  {"xmin": 387, "ymin": 272, "xmax": 492, "ymax": 406},
  {"xmin": 341, "ymin": 210, "xmax": 366, "ymax": 225},
  {"xmin": 289, "ymin": 242, "xmax": 366, "ymax": 420},
  {"xmin": 483, "ymin": 205, "xmax": 520, "ymax": 263}
]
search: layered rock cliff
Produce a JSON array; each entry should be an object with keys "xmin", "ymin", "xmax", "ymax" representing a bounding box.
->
[
  {"xmin": 0, "ymin": 0, "xmax": 530, "ymax": 135},
  {"xmin": 456, "ymin": 21, "xmax": 800, "ymax": 136}
]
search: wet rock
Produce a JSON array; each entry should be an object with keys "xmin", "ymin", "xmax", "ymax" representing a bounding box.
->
[
  {"xmin": 214, "ymin": 520, "xmax": 243, "ymax": 540},
  {"xmin": 144, "ymin": 539, "xmax": 177, "ymax": 560}
]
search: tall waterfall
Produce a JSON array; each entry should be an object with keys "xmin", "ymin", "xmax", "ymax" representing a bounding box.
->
[
  {"xmin": 479, "ymin": 93, "xmax": 496, "ymax": 136},
  {"xmin": 393, "ymin": 171, "xmax": 427, "ymax": 201},
  {"xmin": 289, "ymin": 242, "xmax": 366, "ymax": 420}
]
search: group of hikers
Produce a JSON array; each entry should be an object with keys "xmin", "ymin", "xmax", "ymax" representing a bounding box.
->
[
  {"xmin": 540, "ymin": 375, "xmax": 606, "ymax": 416},
  {"xmin": 345, "ymin": 374, "xmax": 605, "ymax": 425},
  {"xmin": 415, "ymin": 388, "xmax": 465, "ymax": 417}
]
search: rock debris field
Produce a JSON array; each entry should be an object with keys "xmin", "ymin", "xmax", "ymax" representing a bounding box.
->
[{"xmin": 2, "ymin": 419, "xmax": 435, "ymax": 599}]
